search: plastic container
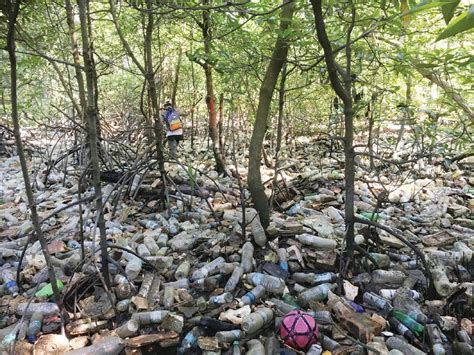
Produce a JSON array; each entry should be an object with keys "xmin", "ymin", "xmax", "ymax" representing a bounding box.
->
[
  {"xmin": 277, "ymin": 248, "xmax": 288, "ymax": 271},
  {"xmin": 163, "ymin": 287, "xmax": 175, "ymax": 308},
  {"xmin": 379, "ymin": 289, "xmax": 421, "ymax": 301},
  {"xmin": 139, "ymin": 219, "xmax": 160, "ymax": 229},
  {"xmin": 241, "ymin": 307, "xmax": 273, "ymax": 334},
  {"xmin": 116, "ymin": 299, "xmax": 130, "ymax": 312},
  {"xmin": 391, "ymin": 308, "xmax": 424, "ymax": 336},
  {"xmin": 292, "ymin": 272, "xmax": 336, "ymax": 285},
  {"xmin": 296, "ymin": 234, "xmax": 337, "ymax": 250},
  {"xmin": 143, "ymin": 236, "xmax": 160, "ymax": 255},
  {"xmin": 64, "ymin": 336, "xmax": 124, "ymax": 355},
  {"xmin": 245, "ymin": 273, "xmax": 285, "ymax": 294},
  {"xmin": 26, "ymin": 312, "xmax": 43, "ymax": 343},
  {"xmin": 241, "ymin": 242, "xmax": 254, "ymax": 273},
  {"xmin": 225, "ymin": 266, "xmax": 243, "ymax": 293},
  {"xmin": 125, "ymin": 257, "xmax": 142, "ymax": 281},
  {"xmin": 245, "ymin": 208, "xmax": 267, "ymax": 247},
  {"xmin": 246, "ymin": 339, "xmax": 265, "ymax": 355},
  {"xmin": 16, "ymin": 302, "xmax": 60, "ymax": 316},
  {"xmin": 137, "ymin": 244, "xmax": 151, "ymax": 258},
  {"xmin": 386, "ymin": 336, "xmax": 425, "ymax": 355},
  {"xmin": 1, "ymin": 269, "xmax": 19, "ymax": 296},
  {"xmin": 175, "ymin": 260, "xmax": 191, "ymax": 280},
  {"xmin": 240, "ymin": 285, "xmax": 265, "ymax": 306},
  {"xmin": 131, "ymin": 310, "xmax": 169, "ymax": 325},
  {"xmin": 371, "ymin": 270, "xmax": 406, "ymax": 284},
  {"xmin": 363, "ymin": 291, "xmax": 393, "ymax": 311},
  {"xmin": 115, "ymin": 320, "xmax": 139, "ymax": 338},
  {"xmin": 177, "ymin": 326, "xmax": 205, "ymax": 354},
  {"xmin": 191, "ymin": 257, "xmax": 225, "ymax": 281},
  {"xmin": 215, "ymin": 329, "xmax": 242, "ymax": 343},
  {"xmin": 209, "ymin": 292, "xmax": 233, "ymax": 306},
  {"xmin": 297, "ymin": 283, "xmax": 335, "ymax": 306}
]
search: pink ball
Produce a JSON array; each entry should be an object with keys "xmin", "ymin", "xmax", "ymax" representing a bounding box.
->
[{"xmin": 279, "ymin": 310, "xmax": 319, "ymax": 351}]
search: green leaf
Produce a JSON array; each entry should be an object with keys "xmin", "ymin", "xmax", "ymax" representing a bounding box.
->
[
  {"xmin": 437, "ymin": 5, "xmax": 474, "ymax": 41},
  {"xmin": 442, "ymin": 0, "xmax": 460, "ymax": 24},
  {"xmin": 403, "ymin": 0, "xmax": 456, "ymax": 16}
]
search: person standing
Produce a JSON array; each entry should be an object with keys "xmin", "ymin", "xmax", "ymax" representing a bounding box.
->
[{"xmin": 162, "ymin": 100, "xmax": 183, "ymax": 156}]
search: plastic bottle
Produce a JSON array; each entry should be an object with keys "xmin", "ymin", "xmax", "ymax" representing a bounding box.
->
[
  {"xmin": 393, "ymin": 292, "xmax": 427, "ymax": 324},
  {"xmin": 307, "ymin": 343, "xmax": 323, "ymax": 355},
  {"xmin": 114, "ymin": 274, "xmax": 132, "ymax": 299},
  {"xmin": 191, "ymin": 275, "xmax": 222, "ymax": 291},
  {"xmin": 131, "ymin": 310, "xmax": 169, "ymax": 325},
  {"xmin": 209, "ymin": 292, "xmax": 233, "ymax": 306},
  {"xmin": 191, "ymin": 257, "xmax": 225, "ymax": 281},
  {"xmin": 139, "ymin": 219, "xmax": 160, "ymax": 229},
  {"xmin": 245, "ymin": 208, "xmax": 267, "ymax": 247},
  {"xmin": 240, "ymin": 242, "xmax": 254, "ymax": 273},
  {"xmin": 247, "ymin": 339, "xmax": 265, "ymax": 355},
  {"xmin": 177, "ymin": 326, "xmax": 206, "ymax": 354},
  {"xmin": 388, "ymin": 317, "xmax": 417, "ymax": 343},
  {"xmin": 64, "ymin": 336, "xmax": 124, "ymax": 355},
  {"xmin": 225, "ymin": 266, "xmax": 243, "ymax": 293},
  {"xmin": 115, "ymin": 319, "xmax": 139, "ymax": 338},
  {"xmin": 363, "ymin": 253, "xmax": 391, "ymax": 268},
  {"xmin": 320, "ymin": 334, "xmax": 340, "ymax": 351},
  {"xmin": 241, "ymin": 307, "xmax": 273, "ymax": 333},
  {"xmin": 391, "ymin": 308, "xmax": 424, "ymax": 337},
  {"xmin": 379, "ymin": 289, "xmax": 421, "ymax": 301},
  {"xmin": 26, "ymin": 312, "xmax": 43, "ymax": 343},
  {"xmin": 295, "ymin": 234, "xmax": 337, "ymax": 250},
  {"xmin": 215, "ymin": 329, "xmax": 242, "ymax": 343},
  {"xmin": 297, "ymin": 283, "xmax": 335, "ymax": 306},
  {"xmin": 270, "ymin": 298, "xmax": 299, "ymax": 314},
  {"xmin": 277, "ymin": 248, "xmax": 288, "ymax": 271},
  {"xmin": 232, "ymin": 340, "xmax": 241, "ymax": 355},
  {"xmin": 386, "ymin": 336, "xmax": 426, "ymax": 355},
  {"xmin": 16, "ymin": 302, "xmax": 60, "ymax": 316},
  {"xmin": 294, "ymin": 283, "xmax": 307, "ymax": 293},
  {"xmin": 35, "ymin": 280, "xmax": 64, "ymax": 298},
  {"xmin": 363, "ymin": 291, "xmax": 393, "ymax": 311},
  {"xmin": 198, "ymin": 317, "xmax": 239, "ymax": 331},
  {"xmin": 265, "ymin": 335, "xmax": 280, "ymax": 355},
  {"xmin": 309, "ymin": 310, "xmax": 332, "ymax": 325},
  {"xmin": 163, "ymin": 287, "xmax": 175, "ymax": 308},
  {"xmin": 175, "ymin": 260, "xmax": 191, "ymax": 280},
  {"xmin": 245, "ymin": 273, "xmax": 286, "ymax": 294},
  {"xmin": 292, "ymin": 272, "xmax": 336, "ymax": 285},
  {"xmin": 371, "ymin": 270, "xmax": 406, "ymax": 284},
  {"xmin": 143, "ymin": 236, "xmax": 160, "ymax": 255},
  {"xmin": 1, "ymin": 269, "xmax": 19, "ymax": 296},
  {"xmin": 239, "ymin": 285, "xmax": 265, "ymax": 306},
  {"xmin": 427, "ymin": 324, "xmax": 446, "ymax": 355},
  {"xmin": 125, "ymin": 257, "xmax": 142, "ymax": 281},
  {"xmin": 137, "ymin": 244, "xmax": 151, "ymax": 258},
  {"xmin": 164, "ymin": 278, "xmax": 189, "ymax": 289},
  {"xmin": 116, "ymin": 299, "xmax": 130, "ymax": 312},
  {"xmin": 213, "ymin": 263, "xmax": 237, "ymax": 275}
]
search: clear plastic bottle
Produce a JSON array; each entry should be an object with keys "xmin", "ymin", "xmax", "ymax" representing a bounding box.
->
[
  {"xmin": 295, "ymin": 234, "xmax": 337, "ymax": 250},
  {"xmin": 386, "ymin": 336, "xmax": 425, "ymax": 355},
  {"xmin": 269, "ymin": 298, "xmax": 299, "ymax": 314},
  {"xmin": 114, "ymin": 274, "xmax": 132, "ymax": 299},
  {"xmin": 371, "ymin": 270, "xmax": 406, "ymax": 284},
  {"xmin": 362, "ymin": 291, "xmax": 392, "ymax": 311},
  {"xmin": 116, "ymin": 299, "xmax": 130, "ymax": 312},
  {"xmin": 225, "ymin": 266, "xmax": 243, "ymax": 293},
  {"xmin": 379, "ymin": 289, "xmax": 421, "ymax": 301},
  {"xmin": 297, "ymin": 283, "xmax": 335, "ymax": 306},
  {"xmin": 64, "ymin": 336, "xmax": 124, "ymax": 355},
  {"xmin": 292, "ymin": 272, "xmax": 336, "ymax": 285},
  {"xmin": 125, "ymin": 257, "xmax": 142, "ymax": 281},
  {"xmin": 115, "ymin": 320, "xmax": 139, "ymax": 338},
  {"xmin": 216, "ymin": 329, "xmax": 242, "ymax": 343},
  {"xmin": 191, "ymin": 257, "xmax": 225, "ymax": 281},
  {"xmin": 245, "ymin": 273, "xmax": 286, "ymax": 294},
  {"xmin": 393, "ymin": 291, "xmax": 427, "ymax": 324},
  {"xmin": 427, "ymin": 324, "xmax": 446, "ymax": 355},
  {"xmin": 139, "ymin": 219, "xmax": 160, "ymax": 229},
  {"xmin": 245, "ymin": 208, "xmax": 267, "ymax": 247},
  {"xmin": 177, "ymin": 326, "xmax": 206, "ymax": 354},
  {"xmin": 239, "ymin": 285, "xmax": 265, "ymax": 306},
  {"xmin": 163, "ymin": 287, "xmax": 175, "ymax": 308},
  {"xmin": 242, "ymin": 307, "xmax": 273, "ymax": 334},
  {"xmin": 241, "ymin": 242, "xmax": 254, "ymax": 273},
  {"xmin": 131, "ymin": 310, "xmax": 169, "ymax": 325},
  {"xmin": 209, "ymin": 292, "xmax": 233, "ymax": 306},
  {"xmin": 191, "ymin": 275, "xmax": 222, "ymax": 291},
  {"xmin": 26, "ymin": 312, "xmax": 43, "ymax": 343},
  {"xmin": 137, "ymin": 244, "xmax": 151, "ymax": 258},
  {"xmin": 277, "ymin": 248, "xmax": 288, "ymax": 271},
  {"xmin": 175, "ymin": 260, "xmax": 191, "ymax": 280},
  {"xmin": 16, "ymin": 302, "xmax": 60, "ymax": 316},
  {"xmin": 1, "ymin": 269, "xmax": 19, "ymax": 296},
  {"xmin": 143, "ymin": 236, "xmax": 159, "ymax": 255}
]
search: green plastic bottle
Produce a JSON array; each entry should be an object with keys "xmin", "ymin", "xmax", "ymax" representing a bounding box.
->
[
  {"xmin": 391, "ymin": 308, "xmax": 424, "ymax": 337},
  {"xmin": 35, "ymin": 280, "xmax": 64, "ymax": 298}
]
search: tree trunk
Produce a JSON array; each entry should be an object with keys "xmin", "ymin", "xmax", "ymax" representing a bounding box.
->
[
  {"xmin": 144, "ymin": 0, "xmax": 167, "ymax": 204},
  {"xmin": 171, "ymin": 47, "xmax": 182, "ymax": 108},
  {"xmin": 77, "ymin": 0, "xmax": 110, "ymax": 288},
  {"xmin": 202, "ymin": 0, "xmax": 227, "ymax": 175},
  {"xmin": 311, "ymin": 0, "xmax": 356, "ymax": 257},
  {"xmin": 247, "ymin": 0, "xmax": 295, "ymax": 229},
  {"xmin": 5, "ymin": 0, "xmax": 62, "ymax": 306},
  {"xmin": 218, "ymin": 93, "xmax": 225, "ymax": 157}
]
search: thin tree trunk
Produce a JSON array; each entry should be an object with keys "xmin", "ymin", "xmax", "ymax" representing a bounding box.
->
[
  {"xmin": 6, "ymin": 0, "xmax": 62, "ymax": 305},
  {"xmin": 247, "ymin": 0, "xmax": 295, "ymax": 229},
  {"xmin": 396, "ymin": 77, "xmax": 411, "ymax": 151},
  {"xmin": 202, "ymin": 0, "xmax": 227, "ymax": 175},
  {"xmin": 171, "ymin": 47, "xmax": 182, "ymax": 108},
  {"xmin": 367, "ymin": 96, "xmax": 375, "ymax": 170},
  {"xmin": 77, "ymin": 0, "xmax": 110, "ymax": 288},
  {"xmin": 144, "ymin": 0, "xmax": 167, "ymax": 204},
  {"xmin": 218, "ymin": 93, "xmax": 224, "ymax": 157},
  {"xmin": 311, "ymin": 0, "xmax": 356, "ymax": 258},
  {"xmin": 270, "ymin": 63, "xmax": 287, "ymax": 208}
]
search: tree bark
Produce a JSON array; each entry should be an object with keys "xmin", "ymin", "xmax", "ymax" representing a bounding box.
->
[
  {"xmin": 218, "ymin": 92, "xmax": 225, "ymax": 157},
  {"xmin": 202, "ymin": 0, "xmax": 227, "ymax": 175},
  {"xmin": 5, "ymin": 0, "xmax": 62, "ymax": 306},
  {"xmin": 171, "ymin": 47, "xmax": 182, "ymax": 108},
  {"xmin": 247, "ymin": 0, "xmax": 295, "ymax": 229},
  {"xmin": 77, "ymin": 0, "xmax": 110, "ymax": 287},
  {"xmin": 310, "ymin": 0, "xmax": 356, "ymax": 256}
]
